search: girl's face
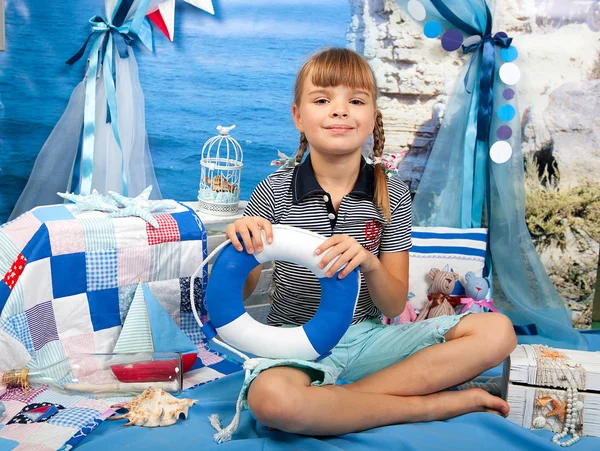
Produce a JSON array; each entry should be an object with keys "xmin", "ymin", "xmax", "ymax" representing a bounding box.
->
[{"xmin": 292, "ymin": 76, "xmax": 376, "ymax": 159}]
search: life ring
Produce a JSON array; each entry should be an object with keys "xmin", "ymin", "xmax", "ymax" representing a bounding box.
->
[{"xmin": 203, "ymin": 225, "xmax": 360, "ymax": 360}]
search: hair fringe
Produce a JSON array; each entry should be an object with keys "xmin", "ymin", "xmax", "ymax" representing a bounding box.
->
[{"xmin": 293, "ymin": 48, "xmax": 377, "ymax": 107}]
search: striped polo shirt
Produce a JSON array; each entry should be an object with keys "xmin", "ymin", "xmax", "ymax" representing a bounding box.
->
[{"xmin": 244, "ymin": 154, "xmax": 412, "ymax": 326}]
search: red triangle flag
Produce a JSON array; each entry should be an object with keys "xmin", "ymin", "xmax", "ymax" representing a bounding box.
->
[{"xmin": 147, "ymin": 10, "xmax": 172, "ymax": 42}]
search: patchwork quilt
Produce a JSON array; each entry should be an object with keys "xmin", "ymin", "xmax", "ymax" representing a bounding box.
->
[{"xmin": 0, "ymin": 203, "xmax": 241, "ymax": 450}]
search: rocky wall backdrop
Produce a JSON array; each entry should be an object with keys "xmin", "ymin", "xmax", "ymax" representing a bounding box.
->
[{"xmin": 349, "ymin": 0, "xmax": 600, "ymax": 327}]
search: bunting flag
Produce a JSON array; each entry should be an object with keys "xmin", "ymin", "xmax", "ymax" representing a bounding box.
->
[{"xmin": 147, "ymin": 0, "xmax": 215, "ymax": 42}]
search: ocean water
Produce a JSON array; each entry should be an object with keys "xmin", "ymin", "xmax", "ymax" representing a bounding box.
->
[{"xmin": 0, "ymin": 0, "xmax": 350, "ymax": 222}]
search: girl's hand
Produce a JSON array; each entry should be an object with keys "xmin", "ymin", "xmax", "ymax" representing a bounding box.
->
[
  {"xmin": 315, "ymin": 234, "xmax": 378, "ymax": 279},
  {"xmin": 225, "ymin": 216, "xmax": 273, "ymax": 254}
]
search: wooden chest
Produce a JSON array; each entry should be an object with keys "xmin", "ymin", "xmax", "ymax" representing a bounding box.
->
[{"xmin": 503, "ymin": 344, "xmax": 600, "ymax": 438}]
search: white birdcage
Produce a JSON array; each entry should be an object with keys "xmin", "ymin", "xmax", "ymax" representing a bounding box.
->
[{"xmin": 198, "ymin": 125, "xmax": 244, "ymax": 215}]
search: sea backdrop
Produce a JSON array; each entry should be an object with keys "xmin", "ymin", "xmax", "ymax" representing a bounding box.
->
[{"xmin": 0, "ymin": 0, "xmax": 350, "ymax": 222}]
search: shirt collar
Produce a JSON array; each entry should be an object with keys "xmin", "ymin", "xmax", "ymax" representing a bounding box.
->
[{"xmin": 291, "ymin": 154, "xmax": 375, "ymax": 204}]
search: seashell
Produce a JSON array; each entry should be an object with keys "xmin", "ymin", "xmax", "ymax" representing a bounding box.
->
[
  {"xmin": 536, "ymin": 396, "xmax": 553, "ymax": 407},
  {"xmin": 205, "ymin": 176, "xmax": 238, "ymax": 193},
  {"xmin": 575, "ymin": 401, "xmax": 584, "ymax": 412},
  {"xmin": 533, "ymin": 416, "xmax": 547, "ymax": 428},
  {"xmin": 109, "ymin": 387, "xmax": 197, "ymax": 427}
]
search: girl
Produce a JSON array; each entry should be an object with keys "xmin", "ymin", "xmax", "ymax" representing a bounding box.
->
[{"xmin": 225, "ymin": 48, "xmax": 517, "ymax": 436}]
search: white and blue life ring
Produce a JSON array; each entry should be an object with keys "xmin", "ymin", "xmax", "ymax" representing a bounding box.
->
[{"xmin": 202, "ymin": 225, "xmax": 360, "ymax": 361}]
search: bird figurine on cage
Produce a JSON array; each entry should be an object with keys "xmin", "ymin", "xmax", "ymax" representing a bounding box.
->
[{"xmin": 198, "ymin": 125, "xmax": 244, "ymax": 216}]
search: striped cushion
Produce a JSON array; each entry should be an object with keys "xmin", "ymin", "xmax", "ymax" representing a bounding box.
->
[{"xmin": 408, "ymin": 227, "xmax": 488, "ymax": 311}]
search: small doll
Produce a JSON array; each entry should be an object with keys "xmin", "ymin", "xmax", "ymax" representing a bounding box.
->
[
  {"xmin": 457, "ymin": 272, "xmax": 498, "ymax": 314},
  {"xmin": 382, "ymin": 302, "xmax": 417, "ymax": 325},
  {"xmin": 416, "ymin": 267, "xmax": 459, "ymax": 321}
]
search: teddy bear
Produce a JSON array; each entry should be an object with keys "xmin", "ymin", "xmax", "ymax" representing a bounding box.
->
[
  {"xmin": 457, "ymin": 271, "xmax": 498, "ymax": 314},
  {"xmin": 416, "ymin": 266, "xmax": 459, "ymax": 321}
]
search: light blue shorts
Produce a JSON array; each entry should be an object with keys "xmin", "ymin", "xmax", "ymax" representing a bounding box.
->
[{"xmin": 239, "ymin": 313, "xmax": 470, "ymax": 408}]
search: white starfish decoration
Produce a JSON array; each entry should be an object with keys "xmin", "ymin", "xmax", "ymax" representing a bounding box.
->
[
  {"xmin": 108, "ymin": 186, "xmax": 179, "ymax": 228},
  {"xmin": 57, "ymin": 189, "xmax": 119, "ymax": 212}
]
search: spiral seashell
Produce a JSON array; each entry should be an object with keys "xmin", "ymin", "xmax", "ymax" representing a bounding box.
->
[
  {"xmin": 533, "ymin": 416, "xmax": 547, "ymax": 428},
  {"xmin": 109, "ymin": 387, "xmax": 197, "ymax": 427}
]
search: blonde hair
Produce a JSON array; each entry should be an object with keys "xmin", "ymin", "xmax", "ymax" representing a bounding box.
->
[{"xmin": 293, "ymin": 48, "xmax": 390, "ymax": 221}]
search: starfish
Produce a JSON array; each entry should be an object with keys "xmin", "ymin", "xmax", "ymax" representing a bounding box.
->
[
  {"xmin": 57, "ymin": 190, "xmax": 119, "ymax": 212},
  {"xmin": 545, "ymin": 397, "xmax": 567, "ymax": 423},
  {"xmin": 108, "ymin": 185, "xmax": 179, "ymax": 228},
  {"xmin": 541, "ymin": 349, "xmax": 567, "ymax": 360}
]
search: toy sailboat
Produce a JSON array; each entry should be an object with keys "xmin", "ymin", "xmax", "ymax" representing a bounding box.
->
[{"xmin": 110, "ymin": 283, "xmax": 200, "ymax": 384}]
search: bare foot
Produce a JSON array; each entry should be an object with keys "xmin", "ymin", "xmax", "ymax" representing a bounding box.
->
[
  {"xmin": 423, "ymin": 388, "xmax": 510, "ymax": 422},
  {"xmin": 464, "ymin": 388, "xmax": 510, "ymax": 417}
]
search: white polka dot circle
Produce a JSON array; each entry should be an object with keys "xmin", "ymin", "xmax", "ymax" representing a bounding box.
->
[
  {"xmin": 407, "ymin": 0, "xmax": 427, "ymax": 21},
  {"xmin": 499, "ymin": 63, "xmax": 521, "ymax": 86},
  {"xmin": 489, "ymin": 141, "xmax": 513, "ymax": 164}
]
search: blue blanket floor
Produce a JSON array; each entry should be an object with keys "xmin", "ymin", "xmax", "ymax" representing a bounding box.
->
[{"xmin": 77, "ymin": 369, "xmax": 600, "ymax": 450}]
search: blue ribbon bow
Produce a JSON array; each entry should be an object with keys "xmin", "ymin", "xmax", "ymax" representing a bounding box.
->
[
  {"xmin": 429, "ymin": 0, "xmax": 513, "ymax": 142},
  {"xmin": 462, "ymin": 33, "xmax": 513, "ymax": 141},
  {"xmin": 66, "ymin": 15, "xmax": 135, "ymax": 67}
]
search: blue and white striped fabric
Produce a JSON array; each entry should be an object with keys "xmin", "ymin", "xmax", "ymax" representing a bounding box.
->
[
  {"xmin": 408, "ymin": 227, "xmax": 488, "ymax": 311},
  {"xmin": 80, "ymin": 217, "xmax": 117, "ymax": 252}
]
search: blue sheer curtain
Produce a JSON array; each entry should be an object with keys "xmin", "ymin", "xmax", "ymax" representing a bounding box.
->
[{"xmin": 395, "ymin": 0, "xmax": 586, "ymax": 349}]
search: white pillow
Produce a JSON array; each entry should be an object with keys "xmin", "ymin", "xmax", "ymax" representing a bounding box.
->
[{"xmin": 408, "ymin": 227, "xmax": 488, "ymax": 311}]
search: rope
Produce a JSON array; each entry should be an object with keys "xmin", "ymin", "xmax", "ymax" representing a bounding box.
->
[
  {"xmin": 188, "ymin": 238, "xmax": 261, "ymax": 442},
  {"xmin": 454, "ymin": 376, "xmax": 503, "ymax": 397},
  {"xmin": 209, "ymin": 358, "xmax": 263, "ymax": 443},
  {"xmin": 2, "ymin": 368, "xmax": 30, "ymax": 395}
]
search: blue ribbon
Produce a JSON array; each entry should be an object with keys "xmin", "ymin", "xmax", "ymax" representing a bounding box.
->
[
  {"xmin": 429, "ymin": 1, "xmax": 513, "ymax": 229},
  {"xmin": 462, "ymin": 32, "xmax": 512, "ymax": 141},
  {"xmin": 79, "ymin": 33, "xmax": 103, "ymax": 196},
  {"xmin": 65, "ymin": 0, "xmax": 151, "ymax": 196},
  {"xmin": 460, "ymin": 87, "xmax": 478, "ymax": 228},
  {"xmin": 112, "ymin": 0, "xmax": 132, "ymax": 27}
]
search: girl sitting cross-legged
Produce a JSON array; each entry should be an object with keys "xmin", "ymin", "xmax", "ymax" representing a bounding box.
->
[{"xmin": 225, "ymin": 47, "xmax": 517, "ymax": 436}]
